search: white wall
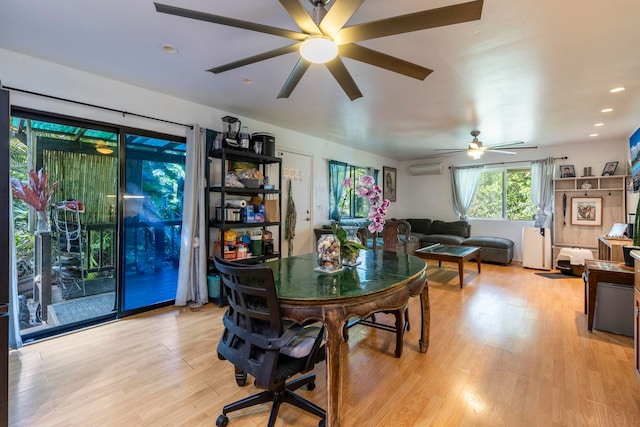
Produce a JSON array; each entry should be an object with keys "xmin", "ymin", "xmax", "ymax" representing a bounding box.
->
[
  {"xmin": 0, "ymin": 48, "xmax": 399, "ymax": 233},
  {"xmin": 4, "ymin": 47, "xmax": 634, "ymax": 263},
  {"xmin": 398, "ymin": 138, "xmax": 632, "ymax": 262}
]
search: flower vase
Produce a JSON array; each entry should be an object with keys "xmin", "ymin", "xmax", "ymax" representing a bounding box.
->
[
  {"xmin": 341, "ymin": 226, "xmax": 362, "ymax": 267},
  {"xmin": 316, "ymin": 234, "xmax": 342, "ymax": 273},
  {"xmin": 342, "ymin": 249, "xmax": 360, "ymax": 267},
  {"xmin": 36, "ymin": 210, "xmax": 50, "ymax": 233}
]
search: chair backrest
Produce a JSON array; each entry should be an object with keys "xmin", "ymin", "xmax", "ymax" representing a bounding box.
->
[
  {"xmin": 214, "ymin": 257, "xmax": 285, "ymax": 388},
  {"xmin": 381, "ymin": 220, "xmax": 412, "ymax": 254}
]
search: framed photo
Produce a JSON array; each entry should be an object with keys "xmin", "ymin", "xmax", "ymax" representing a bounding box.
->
[
  {"xmin": 571, "ymin": 197, "xmax": 602, "ymax": 226},
  {"xmin": 602, "ymin": 161, "xmax": 618, "ymax": 176},
  {"xmin": 560, "ymin": 164, "xmax": 576, "ymax": 178},
  {"xmin": 382, "ymin": 166, "xmax": 397, "ymax": 202}
]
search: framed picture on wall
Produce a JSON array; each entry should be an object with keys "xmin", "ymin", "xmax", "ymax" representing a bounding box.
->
[
  {"xmin": 571, "ymin": 197, "xmax": 602, "ymax": 226},
  {"xmin": 560, "ymin": 165, "xmax": 576, "ymax": 178},
  {"xmin": 383, "ymin": 166, "xmax": 397, "ymax": 202},
  {"xmin": 601, "ymin": 161, "xmax": 618, "ymax": 176}
]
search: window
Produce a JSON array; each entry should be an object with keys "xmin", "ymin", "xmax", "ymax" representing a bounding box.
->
[
  {"xmin": 468, "ymin": 168, "xmax": 537, "ymax": 220},
  {"xmin": 328, "ymin": 161, "xmax": 376, "ymax": 219}
]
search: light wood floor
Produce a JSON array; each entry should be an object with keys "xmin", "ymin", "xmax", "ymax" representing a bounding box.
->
[{"xmin": 9, "ymin": 262, "xmax": 640, "ymax": 426}]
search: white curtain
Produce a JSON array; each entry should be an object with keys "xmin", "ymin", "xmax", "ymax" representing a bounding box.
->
[
  {"xmin": 175, "ymin": 125, "xmax": 208, "ymax": 307},
  {"xmin": 450, "ymin": 165, "xmax": 484, "ymax": 220},
  {"xmin": 9, "ymin": 189, "xmax": 23, "ymax": 349},
  {"xmin": 531, "ymin": 157, "xmax": 555, "ymax": 227}
]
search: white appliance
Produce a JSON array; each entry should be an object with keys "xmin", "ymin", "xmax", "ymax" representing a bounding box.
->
[{"xmin": 522, "ymin": 227, "xmax": 552, "ymax": 270}]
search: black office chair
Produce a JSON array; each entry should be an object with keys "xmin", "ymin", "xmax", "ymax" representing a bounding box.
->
[
  {"xmin": 214, "ymin": 257, "xmax": 326, "ymax": 427},
  {"xmin": 351, "ymin": 220, "xmax": 412, "ymax": 357}
]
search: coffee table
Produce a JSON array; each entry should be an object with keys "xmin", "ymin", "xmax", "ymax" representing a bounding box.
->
[{"xmin": 415, "ymin": 243, "xmax": 481, "ymax": 288}]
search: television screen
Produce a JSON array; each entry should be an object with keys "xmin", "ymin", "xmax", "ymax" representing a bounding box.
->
[{"xmin": 630, "ymin": 127, "xmax": 640, "ymax": 192}]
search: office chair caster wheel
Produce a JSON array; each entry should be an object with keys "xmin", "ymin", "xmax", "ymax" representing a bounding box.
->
[
  {"xmin": 235, "ymin": 370, "xmax": 247, "ymax": 386},
  {"xmin": 216, "ymin": 414, "xmax": 229, "ymax": 427},
  {"xmin": 306, "ymin": 381, "xmax": 316, "ymax": 391},
  {"xmin": 318, "ymin": 419, "xmax": 325, "ymax": 427}
]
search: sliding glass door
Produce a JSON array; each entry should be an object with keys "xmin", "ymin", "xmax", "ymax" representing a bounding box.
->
[
  {"xmin": 9, "ymin": 110, "xmax": 187, "ymax": 339},
  {"xmin": 121, "ymin": 133, "xmax": 186, "ymax": 312},
  {"xmin": 10, "ymin": 112, "xmax": 118, "ymax": 339}
]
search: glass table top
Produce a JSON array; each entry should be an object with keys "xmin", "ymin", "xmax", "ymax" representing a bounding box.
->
[
  {"xmin": 267, "ymin": 250, "xmax": 427, "ymax": 301},
  {"xmin": 415, "ymin": 243, "xmax": 478, "ymax": 257}
]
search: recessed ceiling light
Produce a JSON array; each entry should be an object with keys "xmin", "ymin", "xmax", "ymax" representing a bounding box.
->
[
  {"xmin": 590, "ymin": 134, "xmax": 599, "ymax": 137},
  {"xmin": 610, "ymin": 87, "xmax": 625, "ymax": 93},
  {"xmin": 162, "ymin": 44, "xmax": 178, "ymax": 54},
  {"xmin": 601, "ymin": 108, "xmax": 614, "ymax": 113},
  {"xmin": 594, "ymin": 123, "xmax": 604, "ymax": 127}
]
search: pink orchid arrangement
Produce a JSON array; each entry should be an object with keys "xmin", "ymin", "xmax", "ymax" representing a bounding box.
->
[
  {"xmin": 332, "ymin": 174, "xmax": 390, "ymax": 255},
  {"xmin": 343, "ymin": 175, "xmax": 390, "ymax": 233}
]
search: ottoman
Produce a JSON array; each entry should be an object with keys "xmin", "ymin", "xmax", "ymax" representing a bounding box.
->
[{"xmin": 462, "ymin": 236, "xmax": 514, "ymax": 265}]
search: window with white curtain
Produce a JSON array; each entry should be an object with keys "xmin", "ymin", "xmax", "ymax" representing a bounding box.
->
[{"xmin": 468, "ymin": 167, "xmax": 537, "ymax": 220}]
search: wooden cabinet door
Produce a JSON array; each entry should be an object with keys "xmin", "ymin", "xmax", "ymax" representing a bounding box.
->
[{"xmin": 635, "ymin": 286, "xmax": 640, "ymax": 380}]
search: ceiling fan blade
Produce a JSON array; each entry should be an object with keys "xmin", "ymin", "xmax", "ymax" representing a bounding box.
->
[
  {"xmin": 334, "ymin": 0, "xmax": 484, "ymax": 45},
  {"xmin": 488, "ymin": 149, "xmax": 517, "ymax": 155},
  {"xmin": 277, "ymin": 58, "xmax": 311, "ymax": 99},
  {"xmin": 154, "ymin": 2, "xmax": 307, "ymax": 41},
  {"xmin": 339, "ymin": 44, "xmax": 432, "ymax": 80},
  {"xmin": 325, "ymin": 57, "xmax": 363, "ymax": 100},
  {"xmin": 278, "ymin": 0, "xmax": 321, "ymax": 35},
  {"xmin": 319, "ymin": 0, "xmax": 365, "ymax": 38},
  {"xmin": 486, "ymin": 140, "xmax": 524, "ymax": 149},
  {"xmin": 207, "ymin": 43, "xmax": 301, "ymax": 74}
]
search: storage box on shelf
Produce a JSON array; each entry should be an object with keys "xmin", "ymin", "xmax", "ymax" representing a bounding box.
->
[
  {"xmin": 206, "ymin": 144, "xmax": 282, "ymax": 306},
  {"xmin": 552, "ymin": 175, "xmax": 627, "ymax": 268}
]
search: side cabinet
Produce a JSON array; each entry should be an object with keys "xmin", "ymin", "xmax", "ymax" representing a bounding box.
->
[
  {"xmin": 635, "ymin": 281, "xmax": 640, "ymax": 380},
  {"xmin": 634, "ymin": 255, "xmax": 640, "ymax": 380}
]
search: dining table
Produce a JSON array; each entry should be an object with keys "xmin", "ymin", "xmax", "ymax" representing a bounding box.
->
[{"xmin": 267, "ymin": 250, "xmax": 430, "ymax": 427}]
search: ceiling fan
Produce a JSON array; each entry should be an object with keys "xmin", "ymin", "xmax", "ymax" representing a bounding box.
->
[
  {"xmin": 435, "ymin": 130, "xmax": 536, "ymax": 159},
  {"xmin": 154, "ymin": 0, "xmax": 484, "ymax": 100}
]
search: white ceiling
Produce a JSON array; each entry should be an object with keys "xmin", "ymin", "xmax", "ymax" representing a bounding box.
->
[{"xmin": 1, "ymin": 0, "xmax": 639, "ymax": 160}]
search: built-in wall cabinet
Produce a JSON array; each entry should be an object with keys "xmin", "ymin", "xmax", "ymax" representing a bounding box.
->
[{"xmin": 552, "ymin": 175, "xmax": 627, "ymax": 266}]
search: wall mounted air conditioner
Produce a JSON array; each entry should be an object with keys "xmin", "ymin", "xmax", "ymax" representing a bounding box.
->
[{"xmin": 408, "ymin": 162, "xmax": 444, "ymax": 176}]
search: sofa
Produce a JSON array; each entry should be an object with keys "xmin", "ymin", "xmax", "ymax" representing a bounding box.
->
[
  {"xmin": 315, "ymin": 218, "xmax": 514, "ymax": 265},
  {"xmin": 404, "ymin": 218, "xmax": 514, "ymax": 265}
]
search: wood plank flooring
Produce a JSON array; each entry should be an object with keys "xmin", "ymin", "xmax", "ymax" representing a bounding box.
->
[{"xmin": 9, "ymin": 262, "xmax": 640, "ymax": 426}]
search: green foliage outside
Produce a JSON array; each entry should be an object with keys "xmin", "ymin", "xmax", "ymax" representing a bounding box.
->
[{"xmin": 469, "ymin": 168, "xmax": 537, "ymax": 221}]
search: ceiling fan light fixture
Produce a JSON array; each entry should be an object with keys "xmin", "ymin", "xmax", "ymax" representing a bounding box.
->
[
  {"xmin": 468, "ymin": 150, "xmax": 482, "ymax": 160},
  {"xmin": 300, "ymin": 36, "xmax": 338, "ymax": 64}
]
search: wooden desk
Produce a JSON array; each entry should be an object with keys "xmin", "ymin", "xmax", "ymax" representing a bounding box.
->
[
  {"xmin": 598, "ymin": 235, "xmax": 633, "ymax": 262},
  {"xmin": 584, "ymin": 259, "xmax": 634, "ymax": 332},
  {"xmin": 269, "ymin": 251, "xmax": 429, "ymax": 427}
]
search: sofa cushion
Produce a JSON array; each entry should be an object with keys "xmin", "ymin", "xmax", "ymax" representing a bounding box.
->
[
  {"xmin": 406, "ymin": 218, "xmax": 432, "ymax": 235},
  {"xmin": 419, "ymin": 234, "xmax": 467, "ymax": 246},
  {"xmin": 463, "ymin": 236, "xmax": 514, "ymax": 249},
  {"xmin": 430, "ymin": 220, "xmax": 470, "ymax": 238}
]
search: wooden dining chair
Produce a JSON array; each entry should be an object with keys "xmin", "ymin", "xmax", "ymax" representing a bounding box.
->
[{"xmin": 349, "ymin": 220, "xmax": 413, "ymax": 357}]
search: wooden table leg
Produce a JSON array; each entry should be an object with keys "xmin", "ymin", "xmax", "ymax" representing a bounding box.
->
[
  {"xmin": 419, "ymin": 284, "xmax": 430, "ymax": 352},
  {"xmin": 322, "ymin": 309, "xmax": 348, "ymax": 427},
  {"xmin": 587, "ymin": 274, "xmax": 597, "ymax": 332},
  {"xmin": 458, "ymin": 260, "xmax": 465, "ymax": 288},
  {"xmin": 476, "ymin": 250, "xmax": 482, "ymax": 273}
]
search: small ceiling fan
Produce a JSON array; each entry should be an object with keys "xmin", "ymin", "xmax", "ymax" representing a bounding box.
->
[
  {"xmin": 154, "ymin": 0, "xmax": 484, "ymax": 100},
  {"xmin": 435, "ymin": 130, "xmax": 536, "ymax": 159}
]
